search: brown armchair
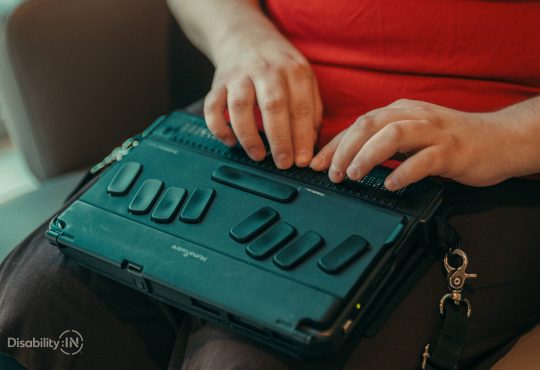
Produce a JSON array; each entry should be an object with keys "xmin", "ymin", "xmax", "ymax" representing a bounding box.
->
[
  {"xmin": 1, "ymin": 0, "xmax": 212, "ymax": 180},
  {"xmin": 0, "ymin": 0, "xmax": 212, "ymax": 251}
]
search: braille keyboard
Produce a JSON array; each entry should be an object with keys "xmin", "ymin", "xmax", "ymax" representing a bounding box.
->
[
  {"xmin": 99, "ymin": 158, "xmax": 385, "ymax": 275},
  {"xmin": 48, "ymin": 110, "xmax": 443, "ymax": 358},
  {"xmin": 72, "ymin": 111, "xmax": 442, "ymax": 278}
]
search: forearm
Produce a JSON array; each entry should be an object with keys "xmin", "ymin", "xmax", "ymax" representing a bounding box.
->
[{"xmin": 167, "ymin": 0, "xmax": 281, "ymax": 64}]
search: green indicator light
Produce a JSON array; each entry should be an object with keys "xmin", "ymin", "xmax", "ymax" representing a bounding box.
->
[{"xmin": 355, "ymin": 303, "xmax": 362, "ymax": 310}]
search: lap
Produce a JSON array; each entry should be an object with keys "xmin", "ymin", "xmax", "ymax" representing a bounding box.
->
[
  {"xmin": 0, "ymin": 220, "xmax": 180, "ymax": 370},
  {"xmin": 180, "ymin": 181, "xmax": 540, "ymax": 370},
  {"xmin": 1, "ymin": 180, "xmax": 539, "ymax": 370}
]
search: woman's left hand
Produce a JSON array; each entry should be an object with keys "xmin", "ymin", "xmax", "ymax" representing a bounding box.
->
[{"xmin": 310, "ymin": 99, "xmax": 524, "ymax": 190}]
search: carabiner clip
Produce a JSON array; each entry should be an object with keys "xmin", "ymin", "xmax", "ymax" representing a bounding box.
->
[
  {"xmin": 440, "ymin": 249, "xmax": 477, "ymax": 318},
  {"xmin": 444, "ymin": 249, "xmax": 477, "ymax": 291}
]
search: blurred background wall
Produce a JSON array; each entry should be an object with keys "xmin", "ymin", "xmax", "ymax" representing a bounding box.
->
[{"xmin": 0, "ymin": 102, "xmax": 38, "ymax": 204}]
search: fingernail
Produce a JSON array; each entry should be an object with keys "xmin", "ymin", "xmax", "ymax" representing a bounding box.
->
[
  {"xmin": 274, "ymin": 153, "xmax": 292, "ymax": 169},
  {"xmin": 295, "ymin": 153, "xmax": 311, "ymax": 168},
  {"xmin": 385, "ymin": 178, "xmax": 399, "ymax": 191},
  {"xmin": 249, "ymin": 147, "xmax": 266, "ymax": 161},
  {"xmin": 310, "ymin": 156, "xmax": 323, "ymax": 170},
  {"xmin": 347, "ymin": 164, "xmax": 361, "ymax": 180},
  {"xmin": 329, "ymin": 164, "xmax": 344, "ymax": 183},
  {"xmin": 224, "ymin": 136, "xmax": 236, "ymax": 147}
]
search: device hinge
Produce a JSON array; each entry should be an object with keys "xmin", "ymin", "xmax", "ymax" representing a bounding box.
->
[
  {"xmin": 418, "ymin": 217, "xmax": 430, "ymax": 247},
  {"xmin": 45, "ymin": 217, "xmax": 66, "ymax": 246},
  {"xmin": 45, "ymin": 229, "xmax": 62, "ymax": 245}
]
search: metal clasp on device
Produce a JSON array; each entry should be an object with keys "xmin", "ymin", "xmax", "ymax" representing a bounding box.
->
[
  {"xmin": 439, "ymin": 248, "xmax": 477, "ymax": 318},
  {"xmin": 90, "ymin": 137, "xmax": 140, "ymax": 175}
]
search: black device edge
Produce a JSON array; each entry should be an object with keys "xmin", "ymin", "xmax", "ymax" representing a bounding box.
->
[
  {"xmin": 46, "ymin": 197, "xmax": 441, "ymax": 359},
  {"xmin": 295, "ymin": 189, "xmax": 443, "ymax": 355},
  {"xmin": 44, "ymin": 111, "xmax": 446, "ymax": 359}
]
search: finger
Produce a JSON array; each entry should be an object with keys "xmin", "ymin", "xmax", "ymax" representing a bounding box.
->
[
  {"xmin": 384, "ymin": 146, "xmax": 444, "ymax": 191},
  {"xmin": 204, "ymin": 87, "xmax": 236, "ymax": 146},
  {"xmin": 330, "ymin": 107, "xmax": 425, "ymax": 182},
  {"xmin": 312, "ymin": 76, "xmax": 323, "ymax": 131},
  {"xmin": 312, "ymin": 77, "xmax": 323, "ymax": 148},
  {"xmin": 310, "ymin": 129, "xmax": 348, "ymax": 171},
  {"xmin": 287, "ymin": 65, "xmax": 315, "ymax": 167},
  {"xmin": 227, "ymin": 78, "xmax": 266, "ymax": 160},
  {"xmin": 328, "ymin": 116, "xmax": 380, "ymax": 182},
  {"xmin": 253, "ymin": 74, "xmax": 294, "ymax": 169},
  {"xmin": 347, "ymin": 120, "xmax": 435, "ymax": 180}
]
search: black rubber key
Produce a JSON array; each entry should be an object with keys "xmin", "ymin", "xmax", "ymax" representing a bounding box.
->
[
  {"xmin": 107, "ymin": 162, "xmax": 142, "ymax": 195},
  {"xmin": 247, "ymin": 223, "xmax": 296, "ymax": 260},
  {"xmin": 318, "ymin": 235, "xmax": 370, "ymax": 274},
  {"xmin": 273, "ymin": 232, "xmax": 324, "ymax": 270},
  {"xmin": 151, "ymin": 187, "xmax": 187, "ymax": 223},
  {"xmin": 230, "ymin": 207, "xmax": 279, "ymax": 242},
  {"xmin": 212, "ymin": 166, "xmax": 297, "ymax": 203},
  {"xmin": 128, "ymin": 179, "xmax": 163, "ymax": 215},
  {"xmin": 180, "ymin": 187, "xmax": 215, "ymax": 223}
]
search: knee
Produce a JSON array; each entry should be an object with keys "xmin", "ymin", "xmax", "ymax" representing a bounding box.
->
[
  {"xmin": 183, "ymin": 325, "xmax": 290, "ymax": 370},
  {"xmin": 0, "ymin": 248, "xmax": 80, "ymax": 331}
]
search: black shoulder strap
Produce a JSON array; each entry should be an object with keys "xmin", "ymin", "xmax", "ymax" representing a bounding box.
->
[
  {"xmin": 421, "ymin": 216, "xmax": 476, "ymax": 370},
  {"xmin": 422, "ymin": 302, "xmax": 470, "ymax": 370}
]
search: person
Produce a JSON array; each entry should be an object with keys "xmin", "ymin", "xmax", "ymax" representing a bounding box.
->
[
  {"xmin": 0, "ymin": 0, "xmax": 539, "ymax": 369},
  {"xmin": 169, "ymin": 0, "xmax": 540, "ymax": 187}
]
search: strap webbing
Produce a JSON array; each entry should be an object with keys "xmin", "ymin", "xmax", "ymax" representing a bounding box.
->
[{"xmin": 423, "ymin": 302, "xmax": 469, "ymax": 370}]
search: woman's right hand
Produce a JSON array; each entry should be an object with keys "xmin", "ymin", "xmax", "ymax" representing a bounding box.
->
[{"xmin": 204, "ymin": 29, "xmax": 323, "ymax": 169}]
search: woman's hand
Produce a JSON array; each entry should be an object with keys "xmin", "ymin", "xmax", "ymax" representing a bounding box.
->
[
  {"xmin": 205, "ymin": 29, "xmax": 323, "ymax": 169},
  {"xmin": 310, "ymin": 99, "xmax": 527, "ymax": 190},
  {"xmin": 168, "ymin": 0, "xmax": 322, "ymax": 169}
]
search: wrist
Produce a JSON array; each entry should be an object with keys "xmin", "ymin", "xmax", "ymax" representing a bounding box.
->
[
  {"xmin": 210, "ymin": 22, "xmax": 284, "ymax": 65},
  {"xmin": 483, "ymin": 109, "xmax": 540, "ymax": 178},
  {"xmin": 205, "ymin": 0, "xmax": 282, "ymax": 65},
  {"xmin": 170, "ymin": 0, "xmax": 280, "ymax": 66}
]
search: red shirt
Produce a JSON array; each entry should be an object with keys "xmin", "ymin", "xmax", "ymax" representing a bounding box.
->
[{"xmin": 265, "ymin": 0, "xmax": 540, "ymax": 146}]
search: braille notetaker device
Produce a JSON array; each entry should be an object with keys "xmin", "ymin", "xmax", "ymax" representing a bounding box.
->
[{"xmin": 46, "ymin": 111, "xmax": 444, "ymax": 358}]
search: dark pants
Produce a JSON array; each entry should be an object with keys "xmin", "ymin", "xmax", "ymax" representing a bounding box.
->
[{"xmin": 1, "ymin": 160, "xmax": 539, "ymax": 370}]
